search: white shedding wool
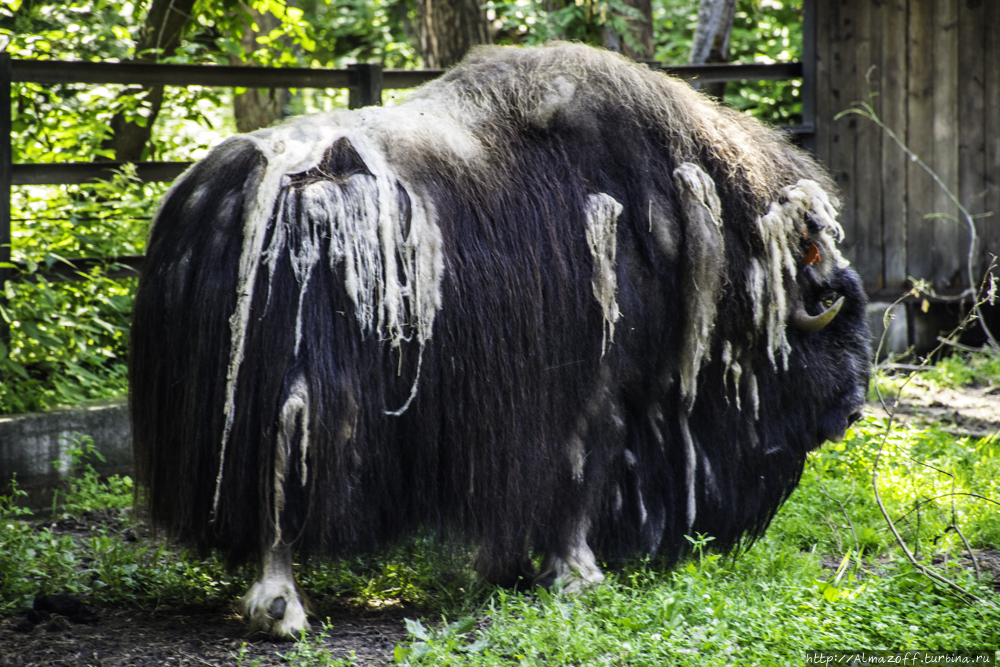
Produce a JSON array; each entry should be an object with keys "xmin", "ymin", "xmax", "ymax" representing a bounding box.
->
[
  {"xmin": 679, "ymin": 413, "xmax": 698, "ymax": 529},
  {"xmin": 749, "ymin": 179, "xmax": 847, "ymax": 372},
  {"xmin": 213, "ymin": 126, "xmax": 343, "ymax": 518},
  {"xmin": 673, "ymin": 163, "xmax": 725, "ymax": 411},
  {"xmin": 212, "ymin": 119, "xmax": 449, "ymax": 516},
  {"xmin": 584, "ymin": 193, "xmax": 624, "ymax": 355},
  {"xmin": 272, "ymin": 377, "xmax": 309, "ymax": 547}
]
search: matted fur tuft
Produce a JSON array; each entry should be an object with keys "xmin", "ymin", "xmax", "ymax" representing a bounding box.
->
[{"xmin": 131, "ymin": 43, "xmax": 868, "ymax": 582}]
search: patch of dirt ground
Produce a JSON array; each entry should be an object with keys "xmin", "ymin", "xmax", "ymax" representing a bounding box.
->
[
  {"xmin": 869, "ymin": 376, "xmax": 1000, "ymax": 438},
  {"xmin": 2, "ymin": 381, "xmax": 998, "ymax": 666},
  {"xmin": 0, "ymin": 605, "xmax": 407, "ymax": 666},
  {"xmin": 0, "ymin": 509, "xmax": 411, "ymax": 666}
]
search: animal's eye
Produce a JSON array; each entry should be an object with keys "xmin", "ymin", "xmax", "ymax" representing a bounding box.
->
[
  {"xmin": 804, "ymin": 243, "xmax": 821, "ymax": 265},
  {"xmin": 821, "ymin": 293, "xmax": 839, "ymax": 309}
]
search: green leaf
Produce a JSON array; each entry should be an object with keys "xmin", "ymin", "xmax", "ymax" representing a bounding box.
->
[
  {"xmin": 462, "ymin": 637, "xmax": 489, "ymax": 653},
  {"xmin": 449, "ymin": 617, "xmax": 475, "ymax": 635},
  {"xmin": 4, "ymin": 360, "xmax": 30, "ymax": 380},
  {"xmin": 404, "ymin": 618, "xmax": 430, "ymax": 641},
  {"xmin": 616, "ymin": 616, "xmax": 642, "ymax": 630}
]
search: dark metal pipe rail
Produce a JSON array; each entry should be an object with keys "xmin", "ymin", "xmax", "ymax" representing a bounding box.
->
[
  {"xmin": 11, "ymin": 255, "xmax": 144, "ymax": 284},
  {"xmin": 12, "ymin": 59, "xmax": 354, "ymax": 89},
  {"xmin": 12, "ymin": 161, "xmax": 193, "ymax": 186},
  {"xmin": 10, "ymin": 59, "xmax": 802, "ymax": 89}
]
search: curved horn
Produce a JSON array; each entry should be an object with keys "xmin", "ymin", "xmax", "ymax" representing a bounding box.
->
[{"xmin": 791, "ymin": 296, "xmax": 844, "ymax": 333}]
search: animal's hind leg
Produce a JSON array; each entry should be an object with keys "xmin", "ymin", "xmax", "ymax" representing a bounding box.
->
[
  {"xmin": 536, "ymin": 517, "xmax": 604, "ymax": 592},
  {"xmin": 240, "ymin": 544, "xmax": 311, "ymax": 639},
  {"xmin": 473, "ymin": 547, "xmax": 538, "ymax": 590}
]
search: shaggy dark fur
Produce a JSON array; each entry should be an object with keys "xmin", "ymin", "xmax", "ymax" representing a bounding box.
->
[{"xmin": 130, "ymin": 43, "xmax": 869, "ymax": 583}]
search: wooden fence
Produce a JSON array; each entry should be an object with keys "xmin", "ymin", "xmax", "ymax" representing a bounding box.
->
[
  {"xmin": 814, "ymin": 0, "xmax": 1000, "ymax": 303},
  {"xmin": 0, "ymin": 21, "xmax": 815, "ymax": 346}
]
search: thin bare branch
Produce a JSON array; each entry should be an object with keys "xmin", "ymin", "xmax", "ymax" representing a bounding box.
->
[{"xmin": 815, "ymin": 474, "xmax": 859, "ymax": 555}]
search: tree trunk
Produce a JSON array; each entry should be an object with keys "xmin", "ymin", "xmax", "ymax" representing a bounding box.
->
[
  {"xmin": 230, "ymin": 5, "xmax": 289, "ymax": 133},
  {"xmin": 689, "ymin": 0, "xmax": 737, "ymax": 99},
  {"xmin": 100, "ymin": 0, "xmax": 197, "ymax": 162},
  {"xmin": 415, "ymin": 0, "xmax": 491, "ymax": 69},
  {"xmin": 618, "ymin": 0, "xmax": 654, "ymax": 60}
]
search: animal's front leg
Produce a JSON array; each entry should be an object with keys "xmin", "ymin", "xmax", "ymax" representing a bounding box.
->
[{"xmin": 240, "ymin": 544, "xmax": 311, "ymax": 639}]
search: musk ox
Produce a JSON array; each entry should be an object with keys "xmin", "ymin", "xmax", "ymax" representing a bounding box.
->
[{"xmin": 131, "ymin": 42, "xmax": 869, "ymax": 637}]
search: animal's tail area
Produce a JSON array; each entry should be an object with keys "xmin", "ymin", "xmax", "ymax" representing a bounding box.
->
[
  {"xmin": 131, "ymin": 131, "xmax": 430, "ymax": 560},
  {"xmin": 131, "ymin": 138, "xmax": 268, "ymax": 555}
]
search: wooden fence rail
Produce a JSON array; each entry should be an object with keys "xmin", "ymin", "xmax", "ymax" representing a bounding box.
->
[{"xmin": 0, "ymin": 45, "xmax": 814, "ymax": 348}]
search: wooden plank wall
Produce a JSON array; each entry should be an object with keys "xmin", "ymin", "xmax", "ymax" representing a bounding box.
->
[{"xmin": 814, "ymin": 0, "xmax": 997, "ymax": 295}]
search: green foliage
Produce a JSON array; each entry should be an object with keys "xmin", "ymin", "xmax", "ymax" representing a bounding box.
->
[
  {"xmin": 726, "ymin": 0, "xmax": 804, "ymax": 124},
  {"xmin": 385, "ymin": 549, "xmax": 997, "ymax": 665},
  {"xmin": 924, "ymin": 349, "xmax": 1000, "ymax": 389},
  {"xmin": 486, "ymin": 0, "xmax": 646, "ymax": 54},
  {"xmin": 1, "ymin": 169, "xmax": 156, "ymax": 413},
  {"xmin": 297, "ymin": 535, "xmax": 485, "ymax": 614},
  {"xmin": 296, "ymin": 0, "xmax": 418, "ymax": 69},
  {"xmin": 395, "ymin": 616, "xmax": 487, "ymax": 664},
  {"xmin": 275, "ymin": 622, "xmax": 358, "ymax": 666},
  {"xmin": 1, "ymin": 2, "xmax": 228, "ymax": 414},
  {"xmin": 773, "ymin": 416, "xmax": 1000, "ymax": 559},
  {"xmin": 653, "ymin": 0, "xmax": 805, "ymax": 125},
  {"xmin": 0, "ymin": 475, "xmax": 144, "ymax": 613},
  {"xmin": 0, "ymin": 450, "xmax": 250, "ymax": 616},
  {"xmin": 0, "ymin": 478, "xmax": 46, "ymax": 613},
  {"xmin": 53, "ymin": 434, "xmax": 134, "ymax": 515}
]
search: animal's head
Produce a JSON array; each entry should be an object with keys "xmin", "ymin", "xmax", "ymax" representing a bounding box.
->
[{"xmin": 766, "ymin": 181, "xmax": 870, "ymax": 451}]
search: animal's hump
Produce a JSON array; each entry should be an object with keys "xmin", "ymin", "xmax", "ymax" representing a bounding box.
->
[{"xmin": 413, "ymin": 42, "xmax": 835, "ymax": 210}]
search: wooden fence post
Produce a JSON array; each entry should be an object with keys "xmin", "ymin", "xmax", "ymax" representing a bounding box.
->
[
  {"xmin": 0, "ymin": 52, "xmax": 12, "ymax": 357},
  {"xmin": 800, "ymin": 0, "xmax": 817, "ymax": 154},
  {"xmin": 348, "ymin": 63, "xmax": 383, "ymax": 109}
]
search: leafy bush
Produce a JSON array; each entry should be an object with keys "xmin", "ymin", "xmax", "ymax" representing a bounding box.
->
[
  {"xmin": 1, "ymin": 3, "xmax": 226, "ymax": 414},
  {"xmin": 0, "ymin": 477, "xmax": 94, "ymax": 613},
  {"xmin": 52, "ymin": 434, "xmax": 134, "ymax": 515},
  {"xmin": 654, "ymin": 0, "xmax": 805, "ymax": 125}
]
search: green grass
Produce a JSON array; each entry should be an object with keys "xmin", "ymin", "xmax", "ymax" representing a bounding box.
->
[
  {"xmin": 924, "ymin": 350, "xmax": 1000, "ymax": 390},
  {"xmin": 386, "ymin": 551, "xmax": 996, "ymax": 666},
  {"xmin": 380, "ymin": 413, "xmax": 1000, "ymax": 665},
  {"xmin": 4, "ymin": 378, "xmax": 1000, "ymax": 665}
]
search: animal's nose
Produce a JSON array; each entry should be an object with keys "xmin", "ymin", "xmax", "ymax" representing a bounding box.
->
[{"xmin": 847, "ymin": 409, "xmax": 862, "ymax": 427}]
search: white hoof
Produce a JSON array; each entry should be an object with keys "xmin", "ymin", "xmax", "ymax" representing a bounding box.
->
[
  {"xmin": 537, "ymin": 521, "xmax": 605, "ymax": 593},
  {"xmin": 240, "ymin": 545, "xmax": 310, "ymax": 639},
  {"xmin": 538, "ymin": 551, "xmax": 605, "ymax": 593}
]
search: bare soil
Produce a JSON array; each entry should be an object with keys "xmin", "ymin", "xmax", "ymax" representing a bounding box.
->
[
  {"xmin": 2, "ymin": 380, "xmax": 998, "ymax": 666},
  {"xmin": 869, "ymin": 375, "xmax": 1000, "ymax": 438},
  {"xmin": 0, "ymin": 512, "xmax": 411, "ymax": 666},
  {"xmin": 0, "ymin": 605, "xmax": 407, "ymax": 666}
]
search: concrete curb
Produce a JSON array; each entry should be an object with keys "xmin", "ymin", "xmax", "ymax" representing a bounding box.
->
[{"xmin": 0, "ymin": 399, "xmax": 131, "ymax": 507}]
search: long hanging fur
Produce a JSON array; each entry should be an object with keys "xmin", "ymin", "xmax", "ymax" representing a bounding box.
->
[{"xmin": 131, "ymin": 43, "xmax": 869, "ymax": 577}]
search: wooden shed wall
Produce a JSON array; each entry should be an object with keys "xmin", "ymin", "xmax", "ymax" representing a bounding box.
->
[{"xmin": 813, "ymin": 0, "xmax": 1000, "ymax": 297}]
